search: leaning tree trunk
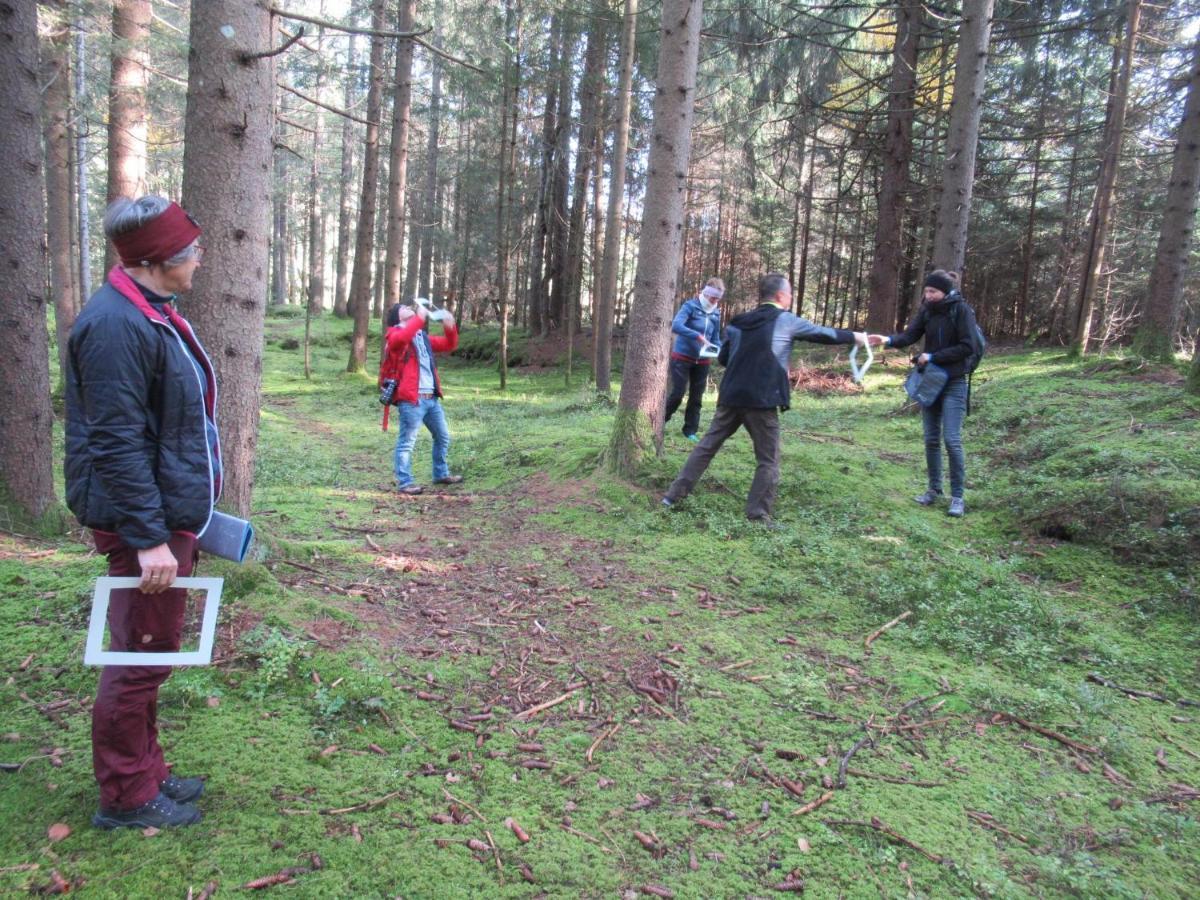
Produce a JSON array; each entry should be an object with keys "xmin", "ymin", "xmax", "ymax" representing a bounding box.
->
[
  {"xmin": 346, "ymin": 0, "xmax": 387, "ymax": 372},
  {"xmin": 1133, "ymin": 33, "xmax": 1200, "ymax": 362},
  {"xmin": 866, "ymin": 0, "xmax": 921, "ymax": 333},
  {"xmin": 104, "ymin": 0, "xmax": 150, "ymax": 273},
  {"xmin": 0, "ymin": 0, "xmax": 56, "ymax": 521},
  {"xmin": 595, "ymin": 0, "xmax": 638, "ymax": 395},
  {"xmin": 608, "ymin": 0, "xmax": 703, "ymax": 476},
  {"xmin": 1071, "ymin": 0, "xmax": 1140, "ymax": 357},
  {"xmin": 930, "ymin": 0, "xmax": 995, "ymax": 276},
  {"xmin": 383, "ymin": 0, "xmax": 417, "ymax": 310},
  {"xmin": 42, "ymin": 0, "xmax": 79, "ymax": 386},
  {"xmin": 180, "ymin": 0, "xmax": 274, "ymax": 518}
]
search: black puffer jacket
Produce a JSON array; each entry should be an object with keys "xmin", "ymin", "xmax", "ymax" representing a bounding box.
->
[
  {"xmin": 65, "ymin": 269, "xmax": 220, "ymax": 549},
  {"xmin": 886, "ymin": 292, "xmax": 978, "ymax": 380}
]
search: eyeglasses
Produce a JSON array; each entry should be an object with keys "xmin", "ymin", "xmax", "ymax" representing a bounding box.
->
[{"xmin": 192, "ymin": 245, "xmax": 205, "ymax": 261}]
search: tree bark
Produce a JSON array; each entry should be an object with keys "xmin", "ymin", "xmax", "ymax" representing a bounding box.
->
[
  {"xmin": 346, "ymin": 0, "xmax": 387, "ymax": 372},
  {"xmin": 42, "ymin": 1, "xmax": 79, "ymax": 386},
  {"xmin": 418, "ymin": 2, "xmax": 443, "ymax": 301},
  {"xmin": 1070, "ymin": 0, "xmax": 1140, "ymax": 357},
  {"xmin": 866, "ymin": 0, "xmax": 921, "ymax": 333},
  {"xmin": 271, "ymin": 146, "xmax": 289, "ymax": 305},
  {"xmin": 306, "ymin": 28, "xmax": 328, "ymax": 316},
  {"xmin": 73, "ymin": 18, "xmax": 92, "ymax": 301},
  {"xmin": 595, "ymin": 0, "xmax": 637, "ymax": 395},
  {"xmin": 333, "ymin": 35, "xmax": 358, "ymax": 317},
  {"xmin": 180, "ymin": 0, "xmax": 274, "ymax": 518},
  {"xmin": 0, "ymin": 0, "xmax": 56, "ymax": 521},
  {"xmin": 564, "ymin": 10, "xmax": 608, "ymax": 384},
  {"xmin": 547, "ymin": 24, "xmax": 576, "ymax": 330},
  {"xmin": 104, "ymin": 0, "xmax": 151, "ymax": 273},
  {"xmin": 930, "ymin": 0, "xmax": 995, "ymax": 275},
  {"xmin": 495, "ymin": 0, "xmax": 521, "ymax": 389},
  {"xmin": 1133, "ymin": 34, "xmax": 1200, "ymax": 362},
  {"xmin": 383, "ymin": 0, "xmax": 417, "ymax": 310},
  {"xmin": 609, "ymin": 0, "xmax": 703, "ymax": 475}
]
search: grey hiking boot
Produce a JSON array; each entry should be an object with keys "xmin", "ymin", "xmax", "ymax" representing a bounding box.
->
[
  {"xmin": 914, "ymin": 489, "xmax": 943, "ymax": 506},
  {"xmin": 160, "ymin": 774, "xmax": 205, "ymax": 804},
  {"xmin": 93, "ymin": 791, "xmax": 202, "ymax": 830},
  {"xmin": 947, "ymin": 497, "xmax": 965, "ymax": 518}
]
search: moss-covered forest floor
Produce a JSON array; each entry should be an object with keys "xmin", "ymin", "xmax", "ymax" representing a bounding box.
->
[{"xmin": 1, "ymin": 312, "xmax": 1198, "ymax": 898}]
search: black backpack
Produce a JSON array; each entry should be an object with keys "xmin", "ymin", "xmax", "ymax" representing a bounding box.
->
[{"xmin": 948, "ymin": 291, "xmax": 986, "ymax": 375}]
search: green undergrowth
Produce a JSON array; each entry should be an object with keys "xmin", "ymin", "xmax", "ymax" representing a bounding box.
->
[{"xmin": 1, "ymin": 318, "xmax": 1197, "ymax": 898}]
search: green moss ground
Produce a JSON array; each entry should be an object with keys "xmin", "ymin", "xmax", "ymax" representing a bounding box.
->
[{"xmin": 1, "ymin": 314, "xmax": 1197, "ymax": 897}]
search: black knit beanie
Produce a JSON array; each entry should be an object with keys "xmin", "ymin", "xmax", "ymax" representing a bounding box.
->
[{"xmin": 924, "ymin": 270, "xmax": 955, "ymax": 295}]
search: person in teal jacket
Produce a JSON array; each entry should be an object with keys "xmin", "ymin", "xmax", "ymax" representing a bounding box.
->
[{"xmin": 665, "ymin": 277, "xmax": 725, "ymax": 441}]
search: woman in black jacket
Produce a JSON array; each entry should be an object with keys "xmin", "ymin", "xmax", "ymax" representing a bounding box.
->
[
  {"xmin": 66, "ymin": 196, "xmax": 218, "ymax": 829},
  {"xmin": 876, "ymin": 270, "xmax": 979, "ymax": 518}
]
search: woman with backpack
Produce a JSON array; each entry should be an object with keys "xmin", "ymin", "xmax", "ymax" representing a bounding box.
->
[{"xmin": 870, "ymin": 270, "xmax": 982, "ymax": 518}]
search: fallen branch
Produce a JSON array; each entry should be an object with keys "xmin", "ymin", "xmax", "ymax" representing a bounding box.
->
[
  {"xmin": 514, "ymin": 689, "xmax": 578, "ymax": 720},
  {"xmin": 822, "ymin": 817, "xmax": 946, "ymax": 865},
  {"xmin": 792, "ymin": 790, "xmax": 834, "ymax": 816},
  {"xmin": 991, "ymin": 712, "xmax": 1098, "ymax": 755},
  {"xmin": 864, "ymin": 610, "xmax": 912, "ymax": 653},
  {"xmin": 837, "ymin": 733, "xmax": 876, "ymax": 789},
  {"xmin": 1087, "ymin": 673, "xmax": 1199, "ymax": 708},
  {"xmin": 586, "ymin": 721, "xmax": 622, "ymax": 763},
  {"xmin": 559, "ymin": 822, "xmax": 613, "ymax": 853},
  {"xmin": 966, "ymin": 809, "xmax": 1031, "ymax": 845},
  {"xmin": 320, "ymin": 789, "xmax": 403, "ymax": 815},
  {"xmin": 443, "ymin": 787, "xmax": 486, "ymax": 823}
]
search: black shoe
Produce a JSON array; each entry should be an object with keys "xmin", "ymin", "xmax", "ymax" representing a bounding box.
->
[
  {"xmin": 160, "ymin": 774, "xmax": 205, "ymax": 804},
  {"xmin": 93, "ymin": 791, "xmax": 202, "ymax": 830},
  {"xmin": 434, "ymin": 475, "xmax": 464, "ymax": 485},
  {"xmin": 398, "ymin": 483, "xmax": 424, "ymax": 495}
]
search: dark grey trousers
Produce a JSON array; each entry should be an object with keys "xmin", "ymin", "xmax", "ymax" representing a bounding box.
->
[{"xmin": 664, "ymin": 404, "xmax": 781, "ymax": 520}]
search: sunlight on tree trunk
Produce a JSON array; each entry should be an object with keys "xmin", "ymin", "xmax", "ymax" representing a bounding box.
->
[
  {"xmin": 180, "ymin": 1, "xmax": 273, "ymax": 517},
  {"xmin": 608, "ymin": 0, "xmax": 703, "ymax": 477}
]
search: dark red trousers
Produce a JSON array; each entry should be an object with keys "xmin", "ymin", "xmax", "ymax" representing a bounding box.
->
[{"xmin": 91, "ymin": 530, "xmax": 198, "ymax": 810}]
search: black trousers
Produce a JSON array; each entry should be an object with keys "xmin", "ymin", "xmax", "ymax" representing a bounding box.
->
[
  {"xmin": 664, "ymin": 405, "xmax": 781, "ymax": 520},
  {"xmin": 664, "ymin": 358, "xmax": 711, "ymax": 437}
]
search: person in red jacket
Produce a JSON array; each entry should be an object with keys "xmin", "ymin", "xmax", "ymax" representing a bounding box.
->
[{"xmin": 381, "ymin": 301, "xmax": 463, "ymax": 495}]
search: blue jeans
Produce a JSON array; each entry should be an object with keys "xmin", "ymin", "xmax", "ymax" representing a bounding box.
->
[
  {"xmin": 393, "ymin": 398, "xmax": 451, "ymax": 487},
  {"xmin": 922, "ymin": 377, "xmax": 967, "ymax": 499}
]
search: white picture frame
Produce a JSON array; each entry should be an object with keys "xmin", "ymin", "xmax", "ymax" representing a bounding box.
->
[{"xmin": 84, "ymin": 577, "xmax": 224, "ymax": 667}]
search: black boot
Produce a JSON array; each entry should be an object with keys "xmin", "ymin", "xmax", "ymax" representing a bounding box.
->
[
  {"xmin": 92, "ymin": 791, "xmax": 202, "ymax": 829},
  {"xmin": 160, "ymin": 774, "xmax": 205, "ymax": 803}
]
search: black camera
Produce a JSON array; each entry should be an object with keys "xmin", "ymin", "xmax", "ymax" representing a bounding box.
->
[{"xmin": 379, "ymin": 378, "xmax": 397, "ymax": 405}]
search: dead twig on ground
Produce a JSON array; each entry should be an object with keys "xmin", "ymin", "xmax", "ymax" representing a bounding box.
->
[
  {"xmin": 586, "ymin": 721, "xmax": 622, "ymax": 763},
  {"xmin": 863, "ymin": 610, "xmax": 912, "ymax": 653},
  {"xmin": 514, "ymin": 689, "xmax": 578, "ymax": 720},
  {"xmin": 822, "ymin": 817, "xmax": 947, "ymax": 865},
  {"xmin": 442, "ymin": 787, "xmax": 486, "ymax": 823},
  {"xmin": 837, "ymin": 732, "xmax": 876, "ymax": 789},
  {"xmin": 792, "ymin": 791, "xmax": 834, "ymax": 816},
  {"xmin": 320, "ymin": 789, "xmax": 403, "ymax": 815},
  {"xmin": 966, "ymin": 809, "xmax": 1032, "ymax": 845},
  {"xmin": 990, "ymin": 711, "xmax": 1099, "ymax": 755},
  {"xmin": 1087, "ymin": 673, "xmax": 1199, "ymax": 708}
]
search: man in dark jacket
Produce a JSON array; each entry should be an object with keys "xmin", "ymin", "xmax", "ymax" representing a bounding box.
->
[
  {"xmin": 662, "ymin": 273, "xmax": 866, "ymax": 523},
  {"xmin": 66, "ymin": 196, "xmax": 217, "ymax": 830}
]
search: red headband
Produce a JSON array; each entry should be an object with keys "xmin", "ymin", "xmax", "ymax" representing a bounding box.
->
[{"xmin": 113, "ymin": 202, "xmax": 201, "ymax": 267}]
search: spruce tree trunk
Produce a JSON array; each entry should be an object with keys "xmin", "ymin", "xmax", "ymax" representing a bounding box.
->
[
  {"xmin": 495, "ymin": 0, "xmax": 520, "ymax": 390},
  {"xmin": 271, "ymin": 148, "xmax": 288, "ymax": 305},
  {"xmin": 180, "ymin": 0, "xmax": 273, "ymax": 518},
  {"xmin": 564, "ymin": 12, "xmax": 608, "ymax": 384},
  {"xmin": 383, "ymin": 0, "xmax": 416, "ymax": 310},
  {"xmin": 346, "ymin": 0, "xmax": 387, "ymax": 372},
  {"xmin": 1071, "ymin": 0, "xmax": 1140, "ymax": 357},
  {"xmin": 73, "ymin": 19, "xmax": 92, "ymax": 301},
  {"xmin": 104, "ymin": 0, "xmax": 150, "ymax": 273},
  {"xmin": 333, "ymin": 35, "xmax": 358, "ymax": 317},
  {"xmin": 306, "ymin": 28, "xmax": 327, "ymax": 315},
  {"xmin": 42, "ymin": 1, "xmax": 79, "ymax": 386},
  {"xmin": 609, "ymin": 0, "xmax": 703, "ymax": 476},
  {"xmin": 595, "ymin": 0, "xmax": 637, "ymax": 394},
  {"xmin": 418, "ymin": 4, "xmax": 443, "ymax": 301},
  {"xmin": 930, "ymin": 0, "xmax": 994, "ymax": 275},
  {"xmin": 1133, "ymin": 34, "xmax": 1200, "ymax": 362},
  {"xmin": 0, "ymin": 0, "xmax": 56, "ymax": 521},
  {"xmin": 547, "ymin": 25, "xmax": 576, "ymax": 330},
  {"xmin": 528, "ymin": 15, "xmax": 561, "ymax": 338},
  {"xmin": 866, "ymin": 0, "xmax": 921, "ymax": 333}
]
